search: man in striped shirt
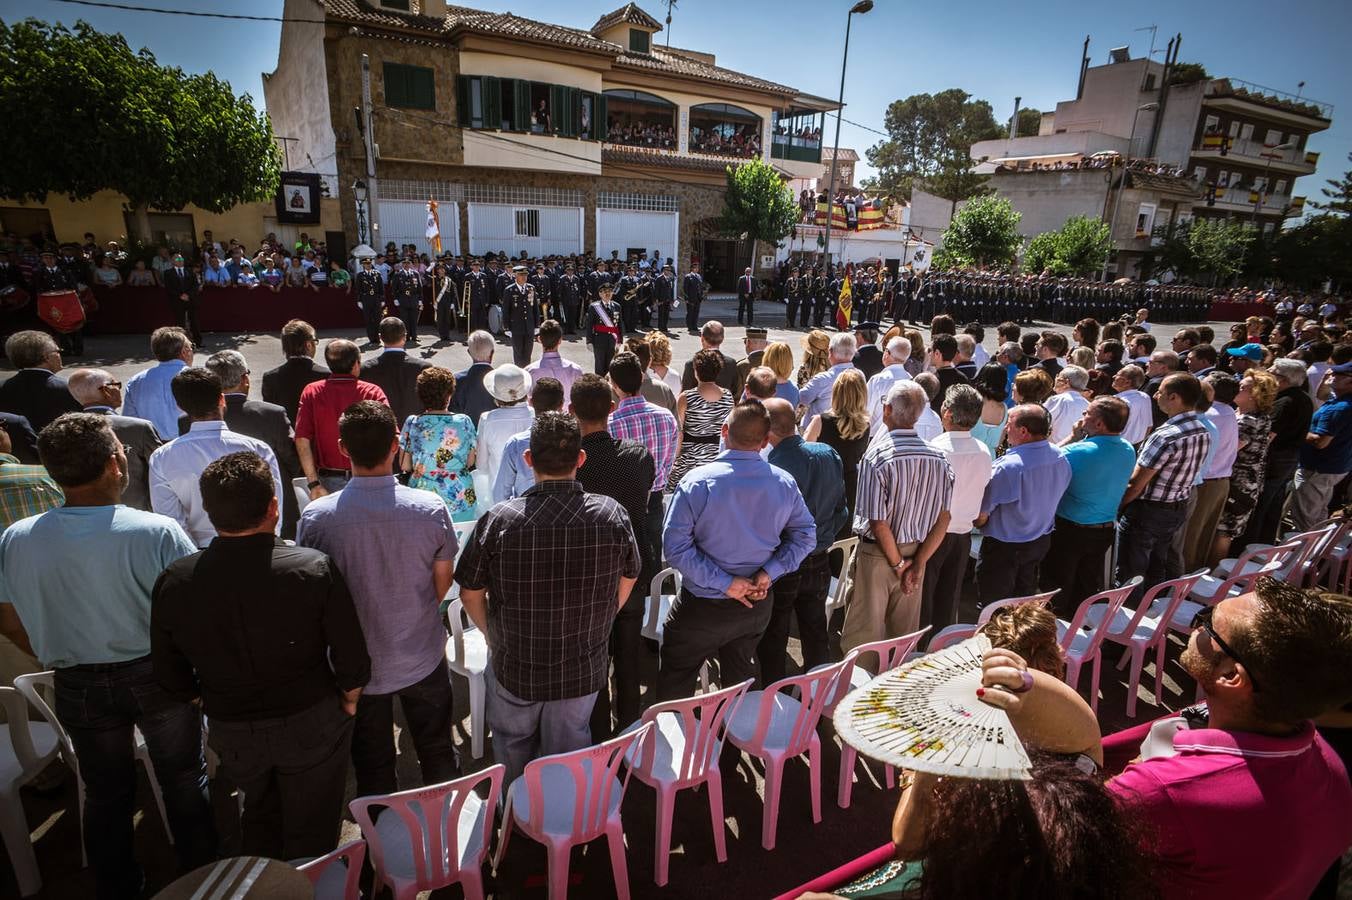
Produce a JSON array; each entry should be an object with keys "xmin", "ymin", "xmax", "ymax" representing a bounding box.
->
[
  {"xmin": 607, "ymin": 352, "xmax": 679, "ymax": 576},
  {"xmin": 841, "ymin": 381, "xmax": 953, "ymax": 652},
  {"xmin": 1116, "ymin": 373, "xmax": 1212, "ymax": 598}
]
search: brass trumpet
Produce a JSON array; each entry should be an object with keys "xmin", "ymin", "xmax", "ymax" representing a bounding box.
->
[{"xmin": 461, "ymin": 276, "xmax": 471, "ymax": 321}]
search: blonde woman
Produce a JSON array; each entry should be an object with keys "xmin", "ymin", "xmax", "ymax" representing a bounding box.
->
[
  {"xmin": 1012, "ymin": 368, "xmax": 1054, "ymax": 406},
  {"xmin": 1212, "ymin": 370, "xmax": 1279, "ymax": 562},
  {"xmin": 645, "ymin": 330, "xmax": 683, "ymax": 396},
  {"xmin": 1069, "ymin": 346, "xmax": 1096, "ymax": 370},
  {"xmin": 904, "ymin": 329, "xmax": 926, "ymax": 378},
  {"xmin": 804, "ymin": 368, "xmax": 871, "ymax": 529},
  {"xmin": 762, "ymin": 341, "xmax": 800, "ymax": 406},
  {"xmin": 797, "ymin": 329, "xmax": 831, "ymax": 387}
]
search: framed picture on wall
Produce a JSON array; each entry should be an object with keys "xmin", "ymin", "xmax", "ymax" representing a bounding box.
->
[{"xmin": 275, "ymin": 172, "xmax": 321, "ymax": 224}]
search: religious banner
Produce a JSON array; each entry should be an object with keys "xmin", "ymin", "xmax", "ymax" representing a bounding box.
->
[{"xmin": 275, "ymin": 171, "xmax": 322, "ymax": 224}]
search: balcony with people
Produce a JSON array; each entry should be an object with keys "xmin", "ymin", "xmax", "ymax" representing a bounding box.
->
[
  {"xmin": 688, "ymin": 102, "xmax": 763, "ymax": 159},
  {"xmin": 602, "ymin": 88, "xmax": 678, "ymax": 150},
  {"xmin": 771, "ymin": 107, "xmax": 824, "ymax": 164}
]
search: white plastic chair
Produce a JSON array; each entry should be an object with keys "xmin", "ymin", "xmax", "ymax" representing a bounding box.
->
[
  {"xmin": 641, "ymin": 567, "xmax": 709, "ymax": 692},
  {"xmin": 444, "ymin": 597, "xmax": 488, "ymax": 758},
  {"xmin": 1053, "ymin": 578, "xmax": 1141, "ymax": 713},
  {"xmin": 975, "ymin": 589, "xmax": 1060, "ymax": 626},
  {"xmin": 1183, "ymin": 541, "xmax": 1300, "ymax": 621},
  {"xmin": 725, "ymin": 659, "xmax": 850, "ymax": 850},
  {"xmin": 622, "ymin": 680, "xmax": 750, "ymax": 886},
  {"xmin": 1212, "ymin": 525, "xmax": 1336, "ymax": 587},
  {"xmin": 1082, "ymin": 570, "xmax": 1208, "ymax": 717},
  {"xmin": 823, "ymin": 537, "xmax": 860, "ymax": 619},
  {"xmin": 1310, "ymin": 519, "xmax": 1352, "ymax": 592},
  {"xmin": 0, "ymin": 686, "xmax": 62, "ymax": 897},
  {"xmin": 296, "ymin": 839, "xmax": 366, "ymax": 900},
  {"xmin": 495, "ymin": 725, "xmax": 653, "ymax": 900},
  {"xmin": 349, "ymin": 765, "xmax": 503, "ymax": 900}
]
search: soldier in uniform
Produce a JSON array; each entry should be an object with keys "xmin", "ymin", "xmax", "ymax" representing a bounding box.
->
[
  {"xmin": 682, "ymin": 261, "xmax": 705, "ymax": 334},
  {"xmin": 637, "ymin": 266, "xmax": 655, "ymax": 331},
  {"xmin": 530, "ymin": 261, "xmax": 553, "ymax": 323},
  {"xmin": 502, "ymin": 265, "xmax": 539, "ymax": 367},
  {"xmin": 855, "ymin": 266, "xmax": 876, "ymax": 323},
  {"xmin": 783, "ymin": 266, "xmax": 803, "ymax": 329},
  {"xmin": 617, "ymin": 264, "xmax": 641, "ymax": 335},
  {"xmin": 389, "ymin": 256, "xmax": 424, "ymax": 344},
  {"xmin": 583, "ymin": 280, "xmax": 623, "ymax": 374},
  {"xmin": 31, "ymin": 247, "xmax": 85, "ymax": 355},
  {"xmin": 588, "ymin": 259, "xmax": 611, "ymax": 308},
  {"xmin": 354, "ymin": 256, "xmax": 385, "ymax": 345},
  {"xmin": 812, "ymin": 266, "xmax": 830, "ymax": 328},
  {"xmin": 556, "ymin": 262, "xmax": 582, "ymax": 334},
  {"xmin": 463, "ymin": 258, "xmax": 491, "ymax": 335},
  {"xmin": 431, "ymin": 260, "xmax": 456, "ymax": 343},
  {"xmin": 653, "ymin": 264, "xmax": 675, "ymax": 334}
]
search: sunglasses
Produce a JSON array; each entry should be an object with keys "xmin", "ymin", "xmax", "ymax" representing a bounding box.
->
[{"xmin": 1190, "ymin": 605, "xmax": 1260, "ymax": 692}]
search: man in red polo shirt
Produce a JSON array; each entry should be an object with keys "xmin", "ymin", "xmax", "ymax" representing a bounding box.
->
[{"xmin": 296, "ymin": 339, "xmax": 389, "ymax": 498}]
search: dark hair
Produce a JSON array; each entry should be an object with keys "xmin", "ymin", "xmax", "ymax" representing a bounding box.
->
[
  {"xmin": 1306, "ymin": 340, "xmax": 1334, "ymax": 363},
  {"xmin": 324, "ymin": 339, "xmax": 361, "ymax": 375},
  {"xmin": 726, "ymin": 399, "xmax": 770, "ymax": 447},
  {"xmin": 917, "ymin": 751, "xmax": 1157, "ymax": 900},
  {"xmin": 1040, "ymin": 332, "xmax": 1069, "ymax": 356},
  {"xmin": 744, "ymin": 367, "xmax": 777, "ymax": 399},
  {"xmin": 608, "ymin": 351, "xmax": 645, "ymax": 396},
  {"xmin": 151, "ymin": 326, "xmax": 191, "ymax": 362},
  {"xmin": 624, "ymin": 337, "xmax": 652, "ymax": 369},
  {"xmin": 1207, "ymin": 372, "xmax": 1240, "ymax": 405},
  {"xmin": 538, "ymin": 319, "xmax": 563, "ymax": 350},
  {"xmin": 692, "ymin": 348, "xmax": 724, "ymax": 382},
  {"xmin": 529, "ymin": 411, "xmax": 581, "ymax": 476},
  {"xmin": 1074, "ymin": 318, "xmax": 1100, "ymax": 349},
  {"xmin": 337, "ymin": 400, "xmax": 397, "ymax": 468},
  {"xmin": 930, "ymin": 314, "xmax": 956, "ymax": 336},
  {"xmin": 1090, "ymin": 396, "xmax": 1129, "ymax": 434},
  {"xmin": 1197, "ymin": 325, "xmax": 1215, "ymax": 344},
  {"xmin": 200, "ymin": 451, "xmax": 274, "ymax": 532},
  {"xmin": 1190, "ymin": 344, "xmax": 1218, "ymax": 367},
  {"xmin": 37, "ymin": 413, "xmax": 120, "ymax": 488},
  {"xmin": 963, "ymin": 323, "xmax": 986, "ymax": 343},
  {"xmin": 1161, "ymin": 372, "xmax": 1202, "ymax": 409},
  {"xmin": 932, "ymin": 334, "xmax": 959, "ymax": 362},
  {"xmin": 1102, "ymin": 321, "xmax": 1124, "ymax": 342},
  {"xmin": 569, "ymin": 374, "xmax": 613, "ymax": 422},
  {"xmin": 1020, "ymin": 332, "xmax": 1040, "ymax": 358},
  {"xmin": 997, "ymin": 321, "xmax": 1021, "ymax": 343},
  {"xmin": 1175, "ymin": 327, "xmax": 1200, "ymax": 347},
  {"xmin": 415, "ymin": 367, "xmax": 456, "ymax": 410},
  {"xmin": 972, "ymin": 363, "xmax": 1008, "ymax": 403},
  {"xmin": 531, "ymin": 376, "xmax": 565, "ymax": 413},
  {"xmin": 1099, "ymin": 339, "xmax": 1124, "ymax": 364},
  {"xmin": 1132, "ymin": 333, "xmax": 1157, "ymax": 355},
  {"xmin": 171, "ymin": 367, "xmax": 223, "ymax": 419},
  {"xmin": 378, "ymin": 316, "xmax": 407, "ymax": 344}
]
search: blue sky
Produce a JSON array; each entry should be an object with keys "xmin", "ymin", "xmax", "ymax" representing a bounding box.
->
[{"xmin": 5, "ymin": 0, "xmax": 1351, "ymax": 206}]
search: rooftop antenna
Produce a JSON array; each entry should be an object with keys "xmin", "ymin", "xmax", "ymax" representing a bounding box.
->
[
  {"xmin": 1134, "ymin": 24, "xmax": 1160, "ymax": 58},
  {"xmin": 664, "ymin": 0, "xmax": 677, "ymax": 48},
  {"xmin": 1296, "ymin": 80, "xmax": 1306, "ymax": 100}
]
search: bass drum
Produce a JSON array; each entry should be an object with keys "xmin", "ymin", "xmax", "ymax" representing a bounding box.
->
[
  {"xmin": 0, "ymin": 285, "xmax": 30, "ymax": 312},
  {"xmin": 486, "ymin": 303, "xmax": 503, "ymax": 335},
  {"xmin": 38, "ymin": 290, "xmax": 86, "ymax": 333}
]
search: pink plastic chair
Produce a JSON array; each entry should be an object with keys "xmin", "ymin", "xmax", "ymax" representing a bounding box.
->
[
  {"xmin": 1214, "ymin": 524, "xmax": 1338, "ymax": 587},
  {"xmin": 494, "ymin": 724, "xmax": 653, "ymax": 900},
  {"xmin": 349, "ymin": 765, "xmax": 503, "ymax": 900},
  {"xmin": 623, "ymin": 680, "xmax": 751, "ymax": 886},
  {"xmin": 725, "ymin": 659, "xmax": 850, "ymax": 850},
  {"xmin": 296, "ymin": 839, "xmax": 366, "ymax": 900},
  {"xmin": 923, "ymin": 624, "xmax": 976, "ymax": 653},
  {"xmin": 1054, "ymin": 578, "xmax": 1141, "ymax": 712},
  {"xmin": 1182, "ymin": 541, "xmax": 1301, "ymax": 626},
  {"xmin": 1081, "ymin": 570, "xmax": 1207, "ymax": 717},
  {"xmin": 975, "ymin": 589, "xmax": 1060, "ymax": 626}
]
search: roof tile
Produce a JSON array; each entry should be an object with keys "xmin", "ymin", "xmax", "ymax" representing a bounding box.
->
[{"xmin": 591, "ymin": 4, "xmax": 664, "ymax": 34}]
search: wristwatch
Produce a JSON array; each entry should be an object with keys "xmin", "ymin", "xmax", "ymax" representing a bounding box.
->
[{"xmin": 307, "ymin": 479, "xmax": 322, "ymax": 490}]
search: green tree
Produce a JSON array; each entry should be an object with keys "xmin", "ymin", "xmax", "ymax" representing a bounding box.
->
[
  {"xmin": 1272, "ymin": 214, "xmax": 1352, "ymax": 289},
  {"xmin": 1022, "ymin": 230, "xmax": 1060, "ymax": 274},
  {"xmin": 1169, "ymin": 62, "xmax": 1210, "ymax": 85},
  {"xmin": 0, "ymin": 19, "xmax": 280, "ymax": 238},
  {"xmin": 1141, "ymin": 219, "xmax": 1195, "ymax": 281},
  {"xmin": 862, "ymin": 89, "xmax": 1004, "ymax": 204},
  {"xmin": 938, "ymin": 195, "xmax": 1022, "ymax": 268},
  {"xmin": 1008, "ymin": 107, "xmax": 1043, "ymax": 139},
  {"xmin": 1187, "ymin": 218, "xmax": 1254, "ymax": 283},
  {"xmin": 716, "ymin": 157, "xmax": 798, "ymax": 273},
  {"xmin": 1020, "ymin": 216, "xmax": 1111, "ymax": 276},
  {"xmin": 1312, "ymin": 151, "xmax": 1352, "ymax": 216}
]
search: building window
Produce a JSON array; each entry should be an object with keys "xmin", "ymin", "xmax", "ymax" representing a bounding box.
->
[
  {"xmin": 379, "ymin": 0, "xmax": 410, "ymax": 9},
  {"xmin": 1203, "ymin": 114, "xmax": 1219, "ymax": 133},
  {"xmin": 1239, "ymin": 122, "xmax": 1254, "ymax": 142},
  {"xmin": 1135, "ymin": 203, "xmax": 1156, "ymax": 238},
  {"xmin": 514, "ymin": 209, "xmax": 540, "ymax": 238},
  {"xmin": 1274, "ymin": 178, "xmax": 1288, "ymax": 196},
  {"xmin": 457, "ymin": 76, "xmax": 600, "ymax": 139},
  {"xmin": 771, "ymin": 108, "xmax": 824, "ymax": 163},
  {"xmin": 1266, "ymin": 129, "xmax": 1283, "ymax": 146},
  {"xmin": 1263, "ymin": 221, "xmax": 1275, "ymax": 236},
  {"xmin": 629, "ymin": 28, "xmax": 651, "ymax": 53},
  {"xmin": 383, "ymin": 62, "xmax": 435, "ymax": 110},
  {"xmin": 603, "ymin": 89, "xmax": 676, "ymax": 149},
  {"xmin": 1193, "ymin": 165, "xmax": 1208, "ymax": 181},
  {"xmin": 1228, "ymin": 120, "xmax": 1240, "ymax": 138},
  {"xmin": 1253, "ymin": 175, "xmax": 1267, "ymax": 193},
  {"xmin": 689, "ymin": 103, "xmax": 762, "ymax": 158}
]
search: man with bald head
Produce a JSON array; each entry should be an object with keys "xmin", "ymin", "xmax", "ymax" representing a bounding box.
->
[
  {"xmin": 68, "ymin": 368, "xmax": 163, "ymax": 510},
  {"xmin": 756, "ymin": 397, "xmax": 848, "ymax": 685}
]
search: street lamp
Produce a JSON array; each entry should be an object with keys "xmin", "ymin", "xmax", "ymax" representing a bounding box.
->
[
  {"xmin": 1250, "ymin": 141, "xmax": 1297, "ymax": 227},
  {"xmin": 352, "ymin": 179, "xmax": 370, "ymax": 246},
  {"xmin": 1101, "ymin": 102, "xmax": 1159, "ymax": 282},
  {"xmin": 822, "ymin": 0, "xmax": 873, "ymax": 275}
]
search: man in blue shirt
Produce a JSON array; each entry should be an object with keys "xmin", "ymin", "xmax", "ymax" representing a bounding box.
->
[
  {"xmin": 123, "ymin": 326, "xmax": 193, "ymax": 439},
  {"xmin": 660, "ymin": 399, "xmax": 816, "ymax": 700},
  {"xmin": 975, "ymin": 404, "xmax": 1072, "ymax": 606},
  {"xmin": 1289, "ymin": 362, "xmax": 1352, "ymax": 531},
  {"xmin": 0, "ymin": 413, "xmax": 216, "ymax": 896},
  {"xmin": 490, "ymin": 378, "xmax": 564, "ymax": 503},
  {"xmin": 1042, "ymin": 397, "xmax": 1136, "ymax": 617},
  {"xmin": 756, "ymin": 398, "xmax": 848, "ymax": 686}
]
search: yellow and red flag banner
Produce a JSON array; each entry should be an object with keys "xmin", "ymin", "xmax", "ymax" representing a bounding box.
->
[
  {"xmin": 813, "ymin": 198, "xmax": 888, "ymax": 231},
  {"xmin": 425, "ymin": 199, "xmax": 442, "ymax": 255},
  {"xmin": 1202, "ymin": 133, "xmax": 1224, "ymax": 150},
  {"xmin": 836, "ymin": 263, "xmax": 853, "ymax": 331},
  {"xmin": 1305, "ymin": 151, "xmax": 1320, "ymax": 167},
  {"xmin": 1290, "ymin": 196, "xmax": 1306, "ymax": 214}
]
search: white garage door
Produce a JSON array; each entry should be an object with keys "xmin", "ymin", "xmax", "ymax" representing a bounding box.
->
[
  {"xmin": 375, "ymin": 200, "xmax": 460, "ymax": 256},
  {"xmin": 596, "ymin": 209, "xmax": 679, "ymax": 272},
  {"xmin": 467, "ymin": 203, "xmax": 582, "ymax": 257}
]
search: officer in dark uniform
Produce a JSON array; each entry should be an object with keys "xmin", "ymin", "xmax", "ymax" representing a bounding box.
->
[
  {"xmin": 502, "ymin": 265, "xmax": 538, "ymax": 367},
  {"xmin": 616, "ymin": 264, "xmax": 641, "ymax": 334},
  {"xmin": 389, "ymin": 257, "xmax": 424, "ymax": 344},
  {"xmin": 463, "ymin": 258, "xmax": 491, "ymax": 335},
  {"xmin": 783, "ymin": 266, "xmax": 803, "ymax": 329},
  {"xmin": 584, "ymin": 281, "xmax": 623, "ymax": 374},
  {"xmin": 653, "ymin": 264, "xmax": 675, "ymax": 334},
  {"xmin": 431, "ymin": 260, "xmax": 456, "ymax": 343},
  {"xmin": 812, "ymin": 266, "xmax": 829, "ymax": 327},
  {"xmin": 637, "ymin": 266, "xmax": 655, "ymax": 331},
  {"xmin": 530, "ymin": 262, "xmax": 553, "ymax": 323},
  {"xmin": 556, "ymin": 263, "xmax": 581, "ymax": 334},
  {"xmin": 31, "ymin": 248, "xmax": 84, "ymax": 355},
  {"xmin": 354, "ymin": 257, "xmax": 385, "ymax": 345},
  {"xmin": 682, "ymin": 261, "xmax": 705, "ymax": 334},
  {"xmin": 587, "ymin": 259, "xmax": 611, "ymax": 308}
]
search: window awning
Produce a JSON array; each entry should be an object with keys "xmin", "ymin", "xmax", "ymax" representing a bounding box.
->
[{"xmin": 989, "ymin": 151, "xmax": 1083, "ymax": 163}]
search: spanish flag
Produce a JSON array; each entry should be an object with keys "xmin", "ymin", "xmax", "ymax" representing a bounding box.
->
[
  {"xmin": 425, "ymin": 199, "xmax": 442, "ymax": 255},
  {"xmin": 1202, "ymin": 133, "xmax": 1223, "ymax": 150},
  {"xmin": 836, "ymin": 262, "xmax": 853, "ymax": 331}
]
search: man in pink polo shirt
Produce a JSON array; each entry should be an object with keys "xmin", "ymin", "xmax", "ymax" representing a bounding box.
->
[{"xmin": 1107, "ymin": 577, "xmax": 1352, "ymax": 899}]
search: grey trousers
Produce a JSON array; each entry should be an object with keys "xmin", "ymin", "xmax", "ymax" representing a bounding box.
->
[
  {"xmin": 485, "ymin": 663, "xmax": 596, "ymax": 787},
  {"xmin": 1287, "ymin": 468, "xmax": 1343, "ymax": 533}
]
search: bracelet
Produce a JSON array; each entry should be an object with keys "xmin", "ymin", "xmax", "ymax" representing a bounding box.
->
[{"xmin": 307, "ymin": 479, "xmax": 322, "ymax": 490}]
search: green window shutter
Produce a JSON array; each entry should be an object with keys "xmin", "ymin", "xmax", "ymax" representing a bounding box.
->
[
  {"xmin": 456, "ymin": 76, "xmax": 470, "ymax": 126},
  {"xmin": 550, "ymin": 84, "xmax": 567, "ymax": 135},
  {"xmin": 513, "ymin": 80, "xmax": 531, "ymax": 131},
  {"xmin": 383, "ymin": 63, "xmax": 434, "ymax": 110},
  {"xmin": 412, "ymin": 67, "xmax": 434, "ymax": 110},
  {"xmin": 382, "ymin": 62, "xmax": 405, "ymax": 107},
  {"xmin": 594, "ymin": 93, "xmax": 608, "ymax": 141},
  {"xmin": 564, "ymin": 87, "xmax": 579, "ymax": 137},
  {"xmin": 483, "ymin": 75, "xmax": 501, "ymax": 128}
]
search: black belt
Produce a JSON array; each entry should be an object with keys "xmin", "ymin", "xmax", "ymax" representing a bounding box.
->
[
  {"xmin": 1136, "ymin": 496, "xmax": 1188, "ymax": 510},
  {"xmin": 318, "ymin": 467, "xmax": 352, "ymax": 477},
  {"xmin": 58, "ymin": 654, "xmax": 151, "ymax": 673},
  {"xmin": 683, "ymin": 433, "xmax": 721, "ymax": 445},
  {"xmin": 1058, "ymin": 516, "xmax": 1115, "ymax": 529}
]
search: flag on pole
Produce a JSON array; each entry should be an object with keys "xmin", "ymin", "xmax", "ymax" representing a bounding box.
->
[
  {"xmin": 835, "ymin": 262, "xmax": 853, "ymax": 331},
  {"xmin": 425, "ymin": 199, "xmax": 442, "ymax": 255}
]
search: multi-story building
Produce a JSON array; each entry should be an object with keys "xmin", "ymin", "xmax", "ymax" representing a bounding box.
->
[
  {"xmin": 264, "ymin": 0, "xmax": 836, "ymax": 286},
  {"xmin": 968, "ymin": 47, "xmax": 1332, "ymax": 277}
]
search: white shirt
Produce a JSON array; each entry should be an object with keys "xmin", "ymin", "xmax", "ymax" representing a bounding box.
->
[
  {"xmin": 1204, "ymin": 402, "xmax": 1239, "ymax": 479},
  {"xmin": 865, "ymin": 364, "xmax": 912, "ymax": 432},
  {"xmin": 972, "ymin": 344, "xmax": 991, "ymax": 369},
  {"xmin": 1118, "ymin": 389, "xmax": 1153, "ymax": 445},
  {"xmin": 476, "ymin": 405, "xmax": 534, "ymax": 487},
  {"xmin": 1045, "ymin": 391, "xmax": 1090, "ymax": 445},
  {"xmin": 928, "ymin": 430, "xmax": 993, "ymax": 533},
  {"xmin": 915, "ymin": 405, "xmax": 943, "ymax": 443},
  {"xmin": 148, "ymin": 421, "xmax": 283, "ymax": 547},
  {"xmin": 1308, "ymin": 362, "xmax": 1331, "ymax": 407},
  {"xmin": 651, "ymin": 367, "xmax": 682, "ymax": 397}
]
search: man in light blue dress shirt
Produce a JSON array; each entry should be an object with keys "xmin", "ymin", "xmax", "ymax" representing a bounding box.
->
[
  {"xmin": 489, "ymin": 377, "xmax": 565, "ymax": 503},
  {"xmin": 123, "ymin": 326, "xmax": 193, "ymax": 439},
  {"xmin": 659, "ymin": 399, "xmax": 816, "ymax": 699},
  {"xmin": 797, "ymin": 332, "xmax": 858, "ymax": 429}
]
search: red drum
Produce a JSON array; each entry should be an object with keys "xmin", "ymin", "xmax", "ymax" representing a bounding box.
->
[
  {"xmin": 0, "ymin": 284, "xmax": 30, "ymax": 311},
  {"xmin": 38, "ymin": 290, "xmax": 86, "ymax": 333}
]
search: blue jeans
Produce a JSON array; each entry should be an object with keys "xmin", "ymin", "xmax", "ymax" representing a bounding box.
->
[
  {"xmin": 54, "ymin": 657, "xmax": 216, "ymax": 899},
  {"xmin": 1116, "ymin": 498, "xmax": 1189, "ymax": 602}
]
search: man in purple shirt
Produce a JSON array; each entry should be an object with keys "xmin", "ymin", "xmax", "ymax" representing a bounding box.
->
[
  {"xmin": 297, "ymin": 401, "xmax": 460, "ymax": 795},
  {"xmin": 607, "ymin": 351, "xmax": 678, "ymax": 579},
  {"xmin": 525, "ymin": 319, "xmax": 583, "ymax": 398}
]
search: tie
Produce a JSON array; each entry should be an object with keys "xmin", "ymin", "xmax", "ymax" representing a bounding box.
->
[{"xmin": 177, "ymin": 268, "xmax": 183, "ymax": 279}]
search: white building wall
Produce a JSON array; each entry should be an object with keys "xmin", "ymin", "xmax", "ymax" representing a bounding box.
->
[
  {"xmin": 467, "ymin": 203, "xmax": 582, "ymax": 257},
  {"xmin": 595, "ymin": 210, "xmax": 679, "ymax": 270},
  {"xmin": 262, "ymin": 0, "xmax": 337, "ymax": 192},
  {"xmin": 376, "ymin": 200, "xmax": 460, "ymax": 257}
]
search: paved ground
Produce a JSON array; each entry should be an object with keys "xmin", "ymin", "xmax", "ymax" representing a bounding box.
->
[{"xmin": 2, "ymin": 299, "xmax": 1257, "ymax": 899}]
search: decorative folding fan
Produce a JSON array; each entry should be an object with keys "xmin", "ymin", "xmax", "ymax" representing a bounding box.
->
[{"xmin": 833, "ymin": 634, "xmax": 1032, "ymax": 780}]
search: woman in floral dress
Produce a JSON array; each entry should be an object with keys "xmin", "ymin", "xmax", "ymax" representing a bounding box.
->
[
  {"xmin": 398, "ymin": 367, "xmax": 478, "ymax": 521},
  {"xmin": 1211, "ymin": 369, "xmax": 1279, "ymax": 563}
]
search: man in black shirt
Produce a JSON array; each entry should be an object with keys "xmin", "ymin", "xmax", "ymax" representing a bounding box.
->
[
  {"xmin": 150, "ymin": 451, "xmax": 370, "ymax": 860},
  {"xmin": 570, "ymin": 374, "xmax": 656, "ymax": 739},
  {"xmin": 928, "ymin": 334, "xmax": 970, "ymax": 413}
]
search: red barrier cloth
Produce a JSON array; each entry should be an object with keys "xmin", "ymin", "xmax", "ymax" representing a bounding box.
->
[{"xmin": 1208, "ymin": 301, "xmax": 1273, "ymax": 322}]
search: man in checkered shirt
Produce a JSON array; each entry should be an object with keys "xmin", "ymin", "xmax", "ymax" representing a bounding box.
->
[{"xmin": 1116, "ymin": 373, "xmax": 1212, "ymax": 598}]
